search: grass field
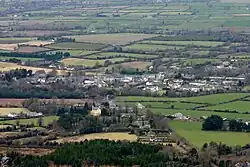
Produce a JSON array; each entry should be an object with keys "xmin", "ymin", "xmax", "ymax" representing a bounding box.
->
[
  {"xmin": 140, "ymin": 40, "xmax": 224, "ymax": 47},
  {"xmin": 56, "ymin": 50, "xmax": 99, "ymax": 57},
  {"xmin": 54, "ymin": 132, "xmax": 137, "ymax": 143},
  {"xmin": 183, "ymin": 58, "xmax": 220, "ymax": 65},
  {"xmin": 124, "ymin": 44, "xmax": 184, "ymax": 52},
  {"xmin": 0, "ymin": 108, "xmax": 30, "ymax": 116},
  {"xmin": 16, "ymin": 46, "xmax": 51, "ymax": 53},
  {"xmin": 65, "ymin": 33, "xmax": 157, "ymax": 45},
  {"xmin": 203, "ymin": 101, "xmax": 250, "ymax": 113},
  {"xmin": 132, "ymin": 101, "xmax": 200, "ymax": 110},
  {"xmin": 61, "ymin": 58, "xmax": 129, "ymax": 67},
  {"xmin": 152, "ymin": 108, "xmax": 250, "ymax": 121},
  {"xmin": 116, "ymin": 93, "xmax": 248, "ymax": 104},
  {"xmin": 0, "ymin": 116, "xmax": 59, "ymax": 126},
  {"xmin": 170, "ymin": 121, "xmax": 250, "ymax": 147},
  {"xmin": 85, "ymin": 52, "xmax": 158, "ymax": 59},
  {"xmin": 48, "ymin": 42, "xmax": 106, "ymax": 50},
  {"xmin": 0, "ymin": 62, "xmax": 66, "ymax": 75},
  {"xmin": 118, "ymin": 61, "xmax": 151, "ymax": 70}
]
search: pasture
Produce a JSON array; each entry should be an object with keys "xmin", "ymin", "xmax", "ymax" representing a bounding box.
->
[
  {"xmin": 118, "ymin": 61, "xmax": 151, "ymax": 70},
  {"xmin": 54, "ymin": 132, "xmax": 137, "ymax": 143},
  {"xmin": 0, "ymin": 108, "xmax": 30, "ymax": 116},
  {"xmin": 0, "ymin": 62, "xmax": 66, "ymax": 75},
  {"xmin": 61, "ymin": 58, "xmax": 129, "ymax": 67},
  {"xmin": 48, "ymin": 42, "xmax": 106, "ymax": 50},
  {"xmin": 0, "ymin": 38, "xmax": 34, "ymax": 44},
  {"xmin": 170, "ymin": 121, "xmax": 250, "ymax": 147},
  {"xmin": 65, "ymin": 33, "xmax": 157, "ymax": 45},
  {"xmin": 116, "ymin": 93, "xmax": 248, "ymax": 104},
  {"xmin": 16, "ymin": 46, "xmax": 51, "ymax": 53},
  {"xmin": 140, "ymin": 40, "xmax": 224, "ymax": 47},
  {"xmin": 152, "ymin": 108, "xmax": 250, "ymax": 121},
  {"xmin": 0, "ymin": 116, "xmax": 59, "ymax": 126},
  {"xmin": 85, "ymin": 52, "xmax": 158, "ymax": 59},
  {"xmin": 203, "ymin": 101, "xmax": 250, "ymax": 113},
  {"xmin": 124, "ymin": 44, "xmax": 184, "ymax": 52},
  {"xmin": 57, "ymin": 50, "xmax": 99, "ymax": 57}
]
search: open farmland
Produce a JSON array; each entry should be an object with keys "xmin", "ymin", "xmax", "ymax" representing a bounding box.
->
[
  {"xmin": 54, "ymin": 132, "xmax": 137, "ymax": 143},
  {"xmin": 65, "ymin": 33, "xmax": 157, "ymax": 45},
  {"xmin": 57, "ymin": 50, "xmax": 99, "ymax": 57},
  {"xmin": 61, "ymin": 58, "xmax": 129, "ymax": 67},
  {"xmin": 0, "ymin": 108, "xmax": 30, "ymax": 116},
  {"xmin": 16, "ymin": 46, "xmax": 52, "ymax": 53},
  {"xmin": 85, "ymin": 52, "xmax": 158, "ymax": 59},
  {"xmin": 118, "ymin": 61, "xmax": 151, "ymax": 70},
  {"xmin": 48, "ymin": 42, "xmax": 106, "ymax": 50},
  {"xmin": 0, "ymin": 98, "xmax": 25, "ymax": 107},
  {"xmin": 0, "ymin": 38, "xmax": 34, "ymax": 44},
  {"xmin": 202, "ymin": 101, "xmax": 250, "ymax": 113},
  {"xmin": 116, "ymin": 93, "xmax": 249, "ymax": 104},
  {"xmin": 170, "ymin": 121, "xmax": 250, "ymax": 147},
  {"xmin": 0, "ymin": 116, "xmax": 59, "ymax": 126},
  {"xmin": 20, "ymin": 40, "xmax": 54, "ymax": 46},
  {"xmin": 152, "ymin": 108, "xmax": 250, "ymax": 121},
  {"xmin": 0, "ymin": 56, "xmax": 41, "ymax": 61},
  {"xmin": 0, "ymin": 62, "xmax": 66, "ymax": 74},
  {"xmin": 124, "ymin": 44, "xmax": 184, "ymax": 52},
  {"xmin": 140, "ymin": 40, "xmax": 224, "ymax": 47}
]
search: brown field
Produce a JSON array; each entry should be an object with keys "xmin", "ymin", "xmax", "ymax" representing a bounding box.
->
[
  {"xmin": 0, "ymin": 98, "xmax": 25, "ymax": 107},
  {"xmin": 221, "ymin": 0, "xmax": 250, "ymax": 3},
  {"xmin": 0, "ymin": 62, "xmax": 66, "ymax": 75},
  {"xmin": 0, "ymin": 44, "xmax": 18, "ymax": 51},
  {"xmin": 65, "ymin": 33, "xmax": 157, "ymax": 45},
  {"xmin": 17, "ymin": 46, "xmax": 51, "ymax": 53},
  {"xmin": 54, "ymin": 132, "xmax": 137, "ymax": 143},
  {"xmin": 8, "ymin": 31, "xmax": 71, "ymax": 37},
  {"xmin": 0, "ymin": 147, "xmax": 55, "ymax": 156},
  {"xmin": 0, "ymin": 108, "xmax": 30, "ymax": 116},
  {"xmin": 0, "ymin": 132, "xmax": 22, "ymax": 138},
  {"xmin": 120, "ymin": 61, "xmax": 151, "ymax": 70},
  {"xmin": 20, "ymin": 40, "xmax": 54, "ymax": 46}
]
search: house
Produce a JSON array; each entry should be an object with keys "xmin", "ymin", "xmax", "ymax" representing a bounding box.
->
[{"xmin": 90, "ymin": 106, "xmax": 101, "ymax": 117}]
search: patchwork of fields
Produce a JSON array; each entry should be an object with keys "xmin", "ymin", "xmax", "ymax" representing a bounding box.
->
[{"xmin": 117, "ymin": 93, "xmax": 250, "ymax": 147}]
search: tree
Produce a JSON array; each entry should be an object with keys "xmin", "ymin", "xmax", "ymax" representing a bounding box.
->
[
  {"xmin": 202, "ymin": 115, "xmax": 223, "ymax": 131},
  {"xmin": 37, "ymin": 117, "xmax": 44, "ymax": 127}
]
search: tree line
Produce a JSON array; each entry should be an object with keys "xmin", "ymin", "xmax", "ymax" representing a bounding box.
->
[
  {"xmin": 0, "ymin": 51, "xmax": 70, "ymax": 61},
  {"xmin": 9, "ymin": 139, "xmax": 201, "ymax": 167},
  {"xmin": 202, "ymin": 115, "xmax": 250, "ymax": 132}
]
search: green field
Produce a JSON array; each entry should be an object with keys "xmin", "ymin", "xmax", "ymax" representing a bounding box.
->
[
  {"xmin": 116, "ymin": 93, "xmax": 248, "ymax": 104},
  {"xmin": 0, "ymin": 116, "xmax": 59, "ymax": 127},
  {"xmin": 203, "ymin": 101, "xmax": 250, "ymax": 113},
  {"xmin": 124, "ymin": 44, "xmax": 184, "ymax": 52},
  {"xmin": 48, "ymin": 42, "xmax": 106, "ymax": 50},
  {"xmin": 122, "ymin": 101, "xmax": 200, "ymax": 110},
  {"xmin": 56, "ymin": 50, "xmax": 99, "ymax": 57},
  {"xmin": 140, "ymin": 40, "xmax": 224, "ymax": 47},
  {"xmin": 61, "ymin": 57, "xmax": 129, "ymax": 67},
  {"xmin": 170, "ymin": 120, "xmax": 250, "ymax": 147},
  {"xmin": 0, "ymin": 56, "xmax": 41, "ymax": 61},
  {"xmin": 183, "ymin": 58, "xmax": 220, "ymax": 65},
  {"xmin": 85, "ymin": 52, "xmax": 158, "ymax": 59},
  {"xmin": 152, "ymin": 108, "xmax": 250, "ymax": 121}
]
